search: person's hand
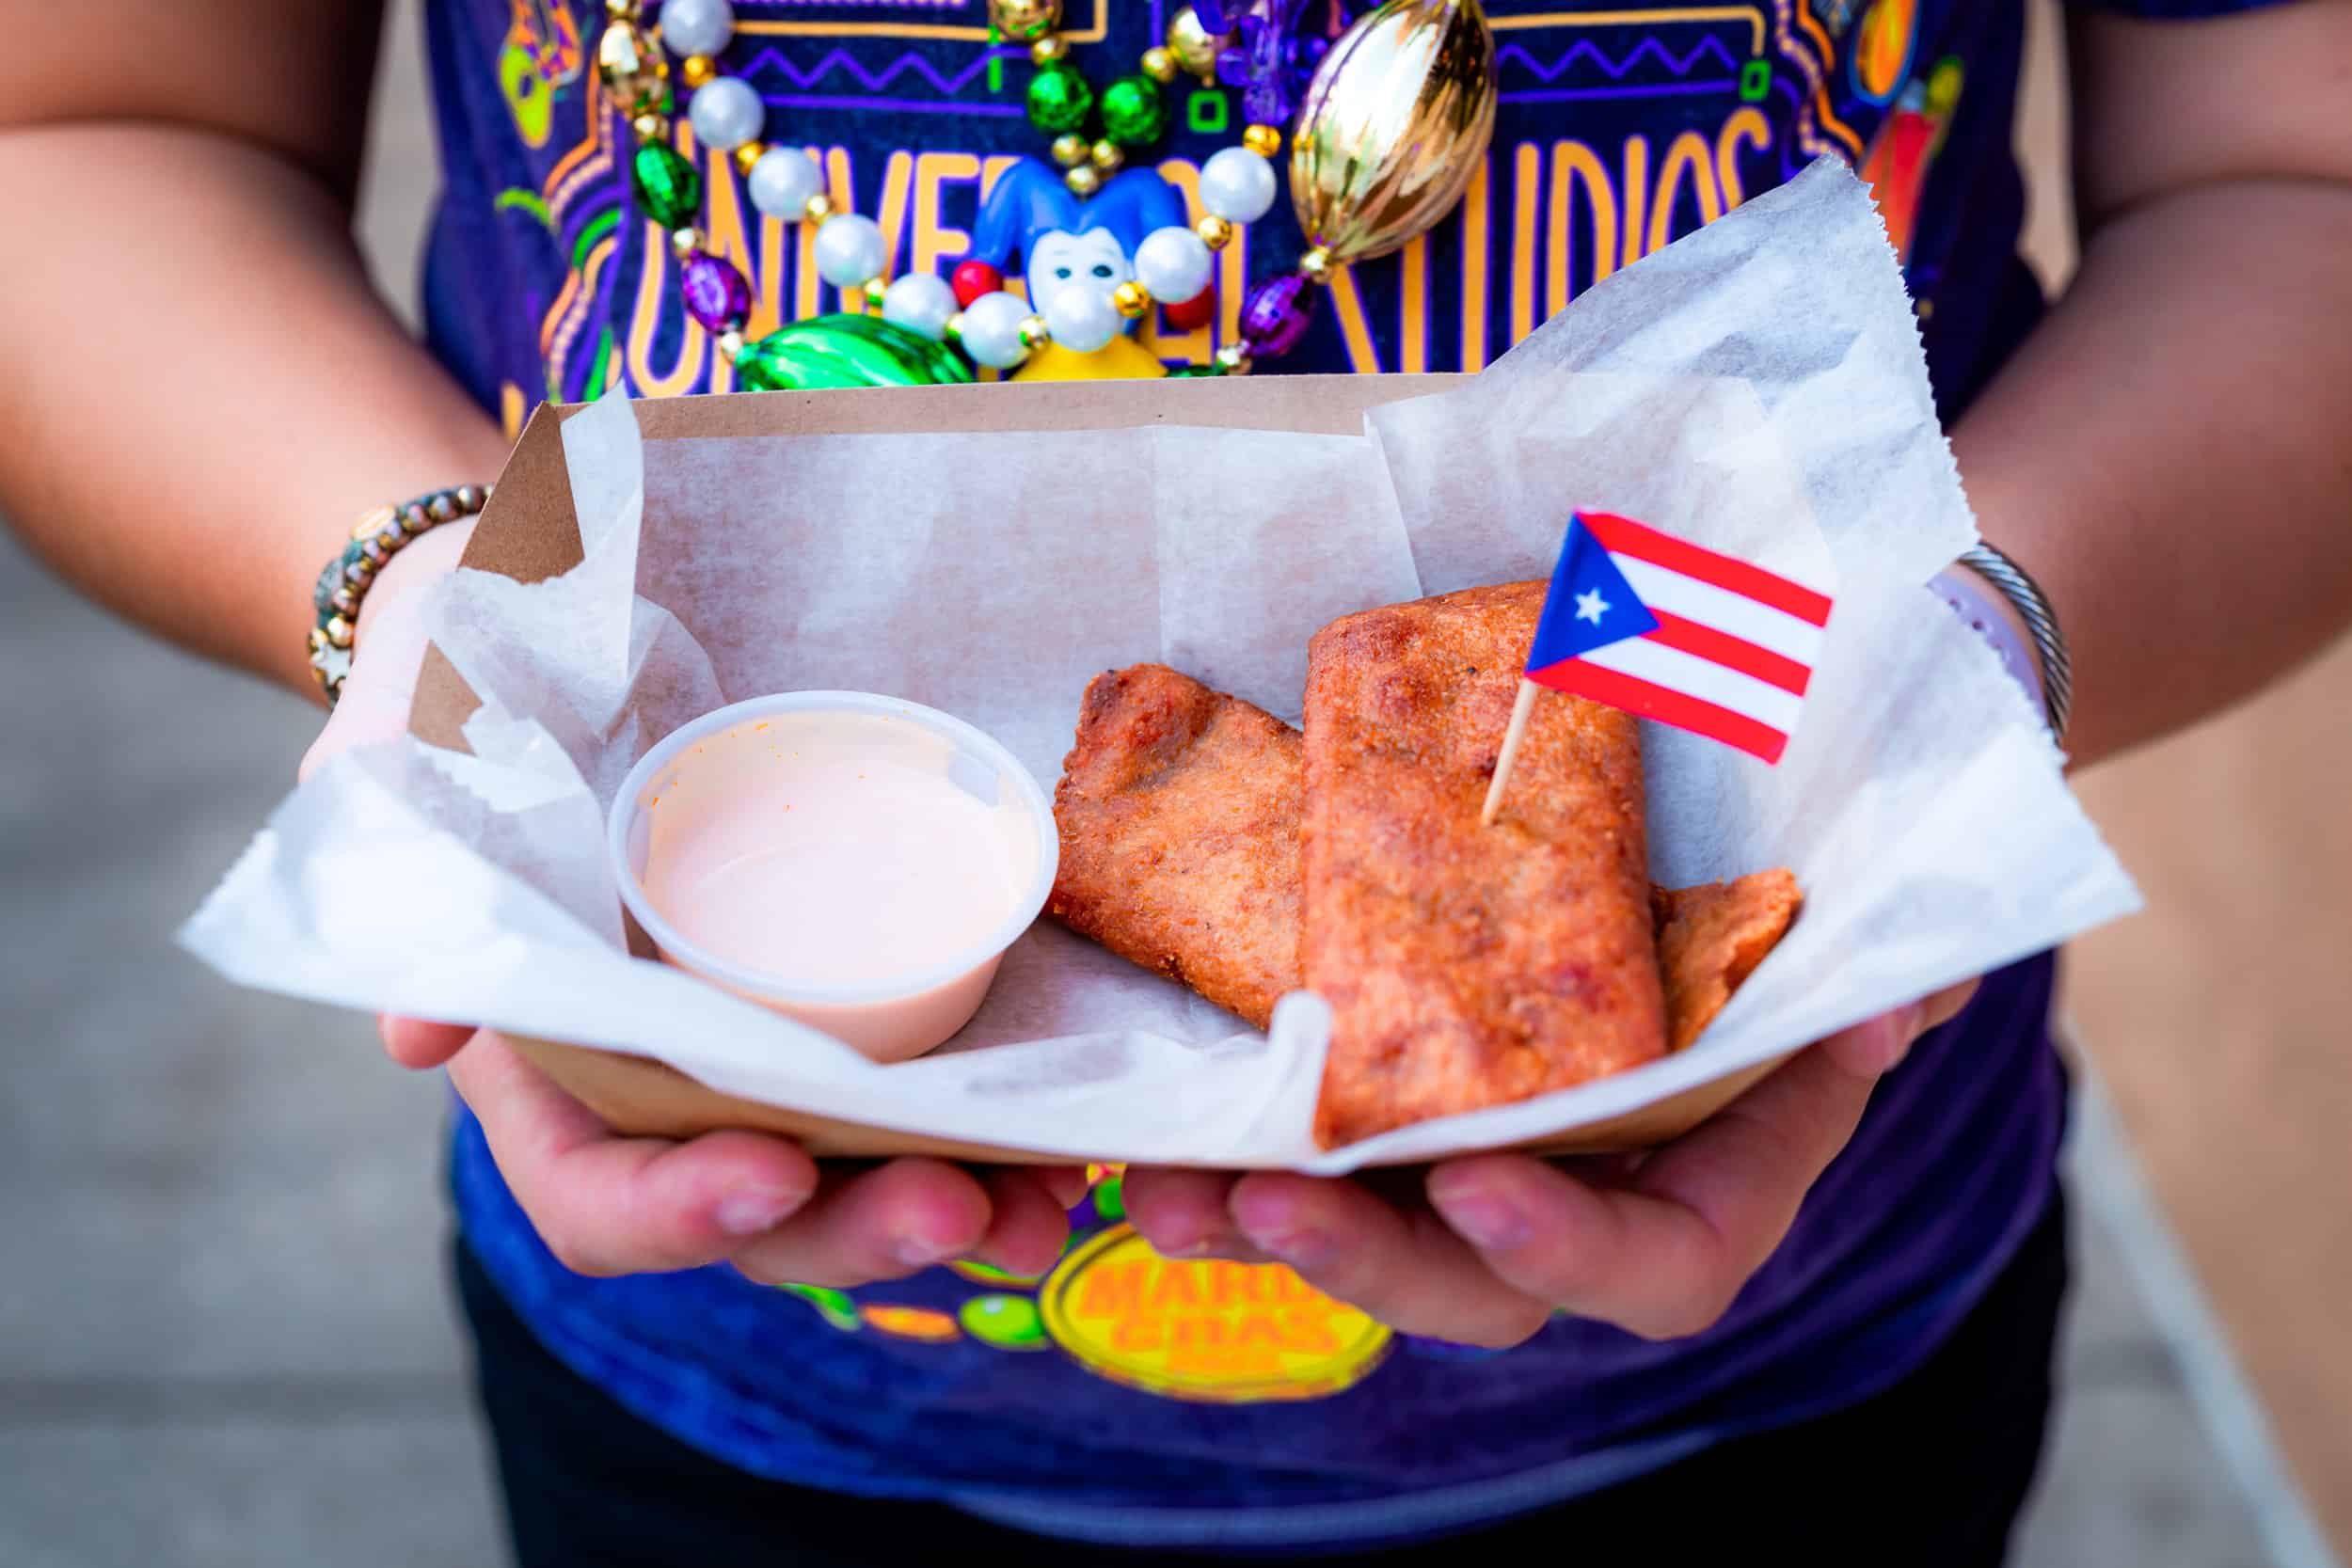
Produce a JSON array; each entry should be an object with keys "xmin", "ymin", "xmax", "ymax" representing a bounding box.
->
[
  {"xmin": 302, "ymin": 522, "xmax": 1084, "ymax": 1283},
  {"xmin": 383, "ymin": 1022, "xmax": 1084, "ymax": 1282},
  {"xmin": 1124, "ymin": 984, "xmax": 1978, "ymax": 1348}
]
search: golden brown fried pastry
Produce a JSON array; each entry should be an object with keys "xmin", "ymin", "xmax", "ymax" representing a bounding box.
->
[
  {"xmin": 1046, "ymin": 664, "xmax": 1302, "ymax": 1029},
  {"xmin": 1048, "ymin": 659, "xmax": 1802, "ymax": 1125},
  {"xmin": 1651, "ymin": 869, "xmax": 1804, "ymax": 1053},
  {"xmin": 1303, "ymin": 582, "xmax": 1669, "ymax": 1148}
]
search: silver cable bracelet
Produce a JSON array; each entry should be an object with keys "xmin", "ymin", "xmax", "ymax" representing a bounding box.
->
[{"xmin": 1959, "ymin": 542, "xmax": 2073, "ymax": 742}]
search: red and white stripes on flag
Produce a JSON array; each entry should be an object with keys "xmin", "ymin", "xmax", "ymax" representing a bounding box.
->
[{"xmin": 1531, "ymin": 512, "xmax": 1832, "ymax": 764}]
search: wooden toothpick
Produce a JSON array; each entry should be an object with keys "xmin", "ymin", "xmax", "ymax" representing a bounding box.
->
[{"xmin": 1481, "ymin": 678, "xmax": 1543, "ymax": 826}]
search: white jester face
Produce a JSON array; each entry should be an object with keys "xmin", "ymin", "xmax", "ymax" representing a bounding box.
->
[{"xmin": 1025, "ymin": 229, "xmax": 1133, "ymax": 322}]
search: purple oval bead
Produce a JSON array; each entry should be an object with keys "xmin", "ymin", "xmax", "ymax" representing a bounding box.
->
[
  {"xmin": 680, "ymin": 252, "xmax": 751, "ymax": 332},
  {"xmin": 1238, "ymin": 274, "xmax": 1317, "ymax": 359},
  {"xmin": 1241, "ymin": 75, "xmax": 1292, "ymax": 130}
]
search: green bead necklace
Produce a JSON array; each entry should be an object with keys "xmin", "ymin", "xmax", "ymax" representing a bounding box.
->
[{"xmin": 995, "ymin": 2, "xmax": 1215, "ymax": 199}]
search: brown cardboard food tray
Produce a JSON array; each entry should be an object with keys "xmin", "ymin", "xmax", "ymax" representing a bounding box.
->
[{"xmin": 411, "ymin": 376, "xmax": 1792, "ymax": 1164}]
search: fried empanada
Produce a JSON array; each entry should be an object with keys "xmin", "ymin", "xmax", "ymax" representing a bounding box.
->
[{"xmin": 1303, "ymin": 583, "xmax": 1668, "ymax": 1147}]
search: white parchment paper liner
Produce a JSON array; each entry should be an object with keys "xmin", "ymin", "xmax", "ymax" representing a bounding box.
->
[{"xmin": 183, "ymin": 162, "xmax": 2138, "ymax": 1173}]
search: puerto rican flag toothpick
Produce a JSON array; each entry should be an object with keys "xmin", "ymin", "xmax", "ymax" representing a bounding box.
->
[{"xmin": 1482, "ymin": 511, "xmax": 1835, "ymax": 824}]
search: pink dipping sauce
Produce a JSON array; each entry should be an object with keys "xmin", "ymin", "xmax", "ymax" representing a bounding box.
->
[{"xmin": 616, "ymin": 700, "xmax": 1052, "ymax": 1061}]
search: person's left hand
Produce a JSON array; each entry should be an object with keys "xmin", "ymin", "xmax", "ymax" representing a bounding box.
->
[{"xmin": 1125, "ymin": 983, "xmax": 1978, "ymax": 1348}]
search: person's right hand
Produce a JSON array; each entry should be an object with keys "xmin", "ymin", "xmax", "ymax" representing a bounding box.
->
[
  {"xmin": 383, "ymin": 1022, "xmax": 1084, "ymax": 1283},
  {"xmin": 309, "ymin": 522, "xmax": 1084, "ymax": 1284}
]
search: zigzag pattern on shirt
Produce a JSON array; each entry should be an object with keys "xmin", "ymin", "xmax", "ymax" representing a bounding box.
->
[
  {"xmin": 730, "ymin": 32, "xmax": 1748, "ymax": 103},
  {"xmin": 1496, "ymin": 35, "xmax": 1742, "ymax": 84},
  {"xmin": 732, "ymin": 44, "xmax": 1009, "ymax": 95}
]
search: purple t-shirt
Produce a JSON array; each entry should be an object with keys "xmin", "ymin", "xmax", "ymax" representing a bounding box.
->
[{"xmin": 412, "ymin": 0, "xmax": 2242, "ymax": 1547}]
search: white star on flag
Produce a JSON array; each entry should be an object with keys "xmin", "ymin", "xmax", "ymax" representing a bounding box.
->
[{"xmin": 1573, "ymin": 588, "xmax": 1611, "ymax": 625}]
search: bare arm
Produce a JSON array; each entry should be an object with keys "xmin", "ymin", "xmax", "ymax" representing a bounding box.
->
[
  {"xmin": 0, "ymin": 1, "xmax": 1080, "ymax": 1282},
  {"xmin": 1955, "ymin": 3, "xmax": 2352, "ymax": 769},
  {"xmin": 0, "ymin": 0, "xmax": 509, "ymax": 698}
]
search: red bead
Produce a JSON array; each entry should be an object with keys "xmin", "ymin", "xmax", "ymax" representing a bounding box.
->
[
  {"xmin": 1163, "ymin": 285, "xmax": 1217, "ymax": 332},
  {"xmin": 950, "ymin": 261, "xmax": 1004, "ymax": 308}
]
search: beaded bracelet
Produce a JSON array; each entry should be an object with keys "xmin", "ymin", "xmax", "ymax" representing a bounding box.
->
[{"xmin": 307, "ymin": 484, "xmax": 491, "ymax": 705}]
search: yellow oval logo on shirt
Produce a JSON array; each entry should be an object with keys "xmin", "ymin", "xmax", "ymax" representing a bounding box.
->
[{"xmin": 1038, "ymin": 1226, "xmax": 1391, "ymax": 1402}]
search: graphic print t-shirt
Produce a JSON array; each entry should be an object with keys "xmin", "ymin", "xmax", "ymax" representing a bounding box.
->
[
  {"xmin": 415, "ymin": 0, "xmax": 2247, "ymax": 1548},
  {"xmin": 424, "ymin": 0, "xmax": 2046, "ymax": 431}
]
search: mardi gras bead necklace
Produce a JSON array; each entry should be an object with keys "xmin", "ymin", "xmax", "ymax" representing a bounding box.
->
[
  {"xmin": 1207, "ymin": 0, "xmax": 1499, "ymax": 372},
  {"xmin": 978, "ymin": 0, "xmax": 1290, "ymax": 375},
  {"xmin": 1002, "ymin": 0, "xmax": 1187, "ymax": 202},
  {"xmin": 983, "ymin": 0, "xmax": 1500, "ymax": 375},
  {"xmin": 598, "ymin": 0, "xmax": 974, "ymax": 391},
  {"xmin": 602, "ymin": 0, "xmax": 1496, "ymax": 388}
]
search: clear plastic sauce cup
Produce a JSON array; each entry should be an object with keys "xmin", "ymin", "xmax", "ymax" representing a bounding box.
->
[{"xmin": 608, "ymin": 692, "xmax": 1057, "ymax": 1062}]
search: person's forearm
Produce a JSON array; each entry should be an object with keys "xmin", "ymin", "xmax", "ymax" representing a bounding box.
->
[
  {"xmin": 1952, "ymin": 180, "xmax": 2352, "ymax": 769},
  {"xmin": 0, "ymin": 122, "xmax": 510, "ymax": 698}
]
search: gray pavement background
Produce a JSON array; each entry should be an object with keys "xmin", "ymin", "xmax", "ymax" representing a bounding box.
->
[
  {"xmin": 0, "ymin": 1, "xmax": 2293, "ymax": 1561},
  {"xmin": 0, "ymin": 528, "xmax": 500, "ymax": 1565}
]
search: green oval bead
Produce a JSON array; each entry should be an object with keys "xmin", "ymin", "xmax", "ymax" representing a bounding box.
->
[
  {"xmin": 1025, "ymin": 60, "xmax": 1095, "ymax": 135},
  {"xmin": 960, "ymin": 1293, "xmax": 1048, "ymax": 1350},
  {"xmin": 1166, "ymin": 363, "xmax": 1228, "ymax": 378},
  {"xmin": 629, "ymin": 141, "xmax": 702, "ymax": 231},
  {"xmin": 735, "ymin": 313, "xmax": 976, "ymax": 392},
  {"xmin": 733, "ymin": 338, "xmax": 790, "ymax": 392},
  {"xmin": 1098, "ymin": 73, "xmax": 1168, "ymax": 148}
]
